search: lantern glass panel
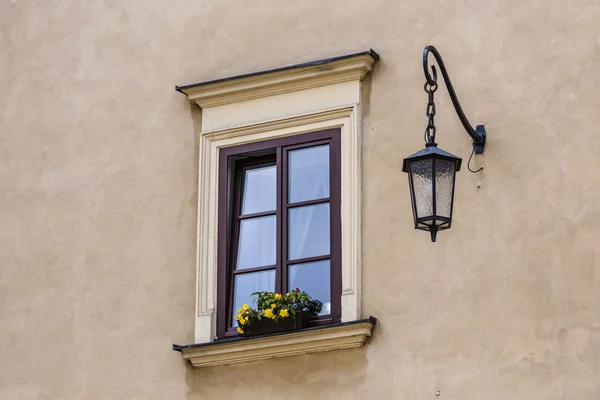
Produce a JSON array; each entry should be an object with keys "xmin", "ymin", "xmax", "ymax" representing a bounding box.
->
[
  {"xmin": 434, "ymin": 158, "xmax": 456, "ymax": 218},
  {"xmin": 410, "ymin": 158, "xmax": 434, "ymax": 219}
]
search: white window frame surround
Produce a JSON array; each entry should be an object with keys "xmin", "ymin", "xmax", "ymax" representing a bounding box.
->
[{"xmin": 177, "ymin": 51, "xmax": 378, "ymax": 344}]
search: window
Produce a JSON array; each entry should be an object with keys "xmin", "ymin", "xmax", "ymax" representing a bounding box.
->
[
  {"xmin": 217, "ymin": 129, "xmax": 342, "ymax": 338},
  {"xmin": 176, "ymin": 50, "xmax": 377, "ymax": 344}
]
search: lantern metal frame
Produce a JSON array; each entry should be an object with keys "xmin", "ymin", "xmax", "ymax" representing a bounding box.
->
[
  {"xmin": 402, "ymin": 46, "xmax": 487, "ymax": 242},
  {"xmin": 402, "ymin": 145, "xmax": 462, "ymax": 242}
]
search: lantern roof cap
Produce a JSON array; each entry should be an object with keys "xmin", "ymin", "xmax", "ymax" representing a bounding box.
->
[{"xmin": 402, "ymin": 144, "xmax": 462, "ymax": 172}]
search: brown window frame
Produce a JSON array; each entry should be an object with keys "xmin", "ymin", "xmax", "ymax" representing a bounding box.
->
[{"xmin": 217, "ymin": 128, "xmax": 342, "ymax": 339}]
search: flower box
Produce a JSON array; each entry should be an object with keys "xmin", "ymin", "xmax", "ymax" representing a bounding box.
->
[
  {"xmin": 235, "ymin": 289, "xmax": 322, "ymax": 337},
  {"xmin": 242, "ymin": 310, "xmax": 310, "ymax": 337}
]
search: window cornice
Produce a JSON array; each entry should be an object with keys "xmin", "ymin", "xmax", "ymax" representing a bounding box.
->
[{"xmin": 176, "ymin": 50, "xmax": 379, "ymax": 108}]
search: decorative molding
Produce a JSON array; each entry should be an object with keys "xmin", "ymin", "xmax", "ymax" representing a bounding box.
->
[
  {"xmin": 203, "ymin": 107, "xmax": 354, "ymax": 138},
  {"xmin": 194, "ymin": 108, "xmax": 362, "ymax": 343},
  {"xmin": 177, "ymin": 51, "xmax": 378, "ymax": 108},
  {"xmin": 175, "ymin": 318, "xmax": 376, "ymax": 368}
]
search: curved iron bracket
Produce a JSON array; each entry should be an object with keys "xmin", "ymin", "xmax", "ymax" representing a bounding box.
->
[{"xmin": 423, "ymin": 46, "xmax": 486, "ymax": 154}]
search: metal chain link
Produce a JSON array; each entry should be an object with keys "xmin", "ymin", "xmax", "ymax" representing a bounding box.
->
[{"xmin": 424, "ymin": 82, "xmax": 438, "ymax": 144}]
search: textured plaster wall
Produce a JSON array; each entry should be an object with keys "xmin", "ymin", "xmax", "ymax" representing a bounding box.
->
[{"xmin": 1, "ymin": 0, "xmax": 600, "ymax": 399}]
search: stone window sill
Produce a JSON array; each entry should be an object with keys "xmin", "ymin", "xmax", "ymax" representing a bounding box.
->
[{"xmin": 173, "ymin": 317, "xmax": 376, "ymax": 368}]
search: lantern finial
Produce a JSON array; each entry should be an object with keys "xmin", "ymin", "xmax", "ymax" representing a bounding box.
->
[{"xmin": 430, "ymin": 226, "xmax": 438, "ymax": 242}]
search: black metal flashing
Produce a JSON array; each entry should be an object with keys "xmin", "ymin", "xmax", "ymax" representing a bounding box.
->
[
  {"xmin": 175, "ymin": 49, "xmax": 380, "ymax": 95},
  {"xmin": 172, "ymin": 316, "xmax": 377, "ymax": 352}
]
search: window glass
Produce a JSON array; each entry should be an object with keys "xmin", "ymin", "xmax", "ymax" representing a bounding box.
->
[
  {"xmin": 288, "ymin": 145, "xmax": 329, "ymax": 203},
  {"xmin": 410, "ymin": 159, "xmax": 433, "ymax": 219},
  {"xmin": 236, "ymin": 215, "xmax": 276, "ymax": 270},
  {"xmin": 288, "ymin": 260, "xmax": 330, "ymax": 316},
  {"xmin": 288, "ymin": 203, "xmax": 330, "ymax": 261},
  {"xmin": 232, "ymin": 270, "xmax": 275, "ymax": 325},
  {"xmin": 434, "ymin": 159, "xmax": 454, "ymax": 218},
  {"xmin": 242, "ymin": 165, "xmax": 276, "ymax": 215}
]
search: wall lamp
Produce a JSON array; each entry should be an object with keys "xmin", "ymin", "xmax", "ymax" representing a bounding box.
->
[{"xmin": 402, "ymin": 46, "xmax": 487, "ymax": 242}]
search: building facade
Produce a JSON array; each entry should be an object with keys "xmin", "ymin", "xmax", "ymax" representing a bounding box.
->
[{"xmin": 1, "ymin": 1, "xmax": 600, "ymax": 398}]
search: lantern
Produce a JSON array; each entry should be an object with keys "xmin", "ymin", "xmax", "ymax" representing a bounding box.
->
[
  {"xmin": 402, "ymin": 143, "xmax": 461, "ymax": 242},
  {"xmin": 403, "ymin": 45, "xmax": 487, "ymax": 241}
]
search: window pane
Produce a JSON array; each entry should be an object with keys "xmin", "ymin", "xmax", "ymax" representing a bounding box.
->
[
  {"xmin": 288, "ymin": 260, "xmax": 330, "ymax": 316},
  {"xmin": 232, "ymin": 269, "xmax": 275, "ymax": 325},
  {"xmin": 236, "ymin": 215, "xmax": 276, "ymax": 270},
  {"xmin": 288, "ymin": 145, "xmax": 329, "ymax": 203},
  {"xmin": 434, "ymin": 159, "xmax": 455, "ymax": 218},
  {"xmin": 288, "ymin": 203, "xmax": 330, "ymax": 260},
  {"xmin": 410, "ymin": 159, "xmax": 433, "ymax": 219},
  {"xmin": 241, "ymin": 165, "xmax": 276, "ymax": 215}
]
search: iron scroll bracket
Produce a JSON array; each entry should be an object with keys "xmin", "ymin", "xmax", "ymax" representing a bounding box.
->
[{"xmin": 423, "ymin": 46, "xmax": 486, "ymax": 154}]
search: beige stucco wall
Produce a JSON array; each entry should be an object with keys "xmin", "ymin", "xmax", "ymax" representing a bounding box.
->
[{"xmin": 1, "ymin": 0, "xmax": 600, "ymax": 399}]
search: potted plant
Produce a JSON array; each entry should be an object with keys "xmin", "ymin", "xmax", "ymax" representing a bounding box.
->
[{"xmin": 235, "ymin": 288, "xmax": 323, "ymax": 337}]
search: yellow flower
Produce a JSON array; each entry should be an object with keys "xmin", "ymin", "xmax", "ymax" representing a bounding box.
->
[
  {"xmin": 235, "ymin": 314, "xmax": 241, "ymax": 321},
  {"xmin": 237, "ymin": 307, "xmax": 242, "ymax": 313},
  {"xmin": 242, "ymin": 304, "xmax": 249, "ymax": 311},
  {"xmin": 237, "ymin": 327, "xmax": 244, "ymax": 334},
  {"xmin": 285, "ymin": 293, "xmax": 290, "ymax": 297},
  {"xmin": 279, "ymin": 309, "xmax": 289, "ymax": 318},
  {"xmin": 264, "ymin": 309, "xmax": 274, "ymax": 319},
  {"xmin": 238, "ymin": 318, "xmax": 246, "ymax": 325},
  {"xmin": 274, "ymin": 293, "xmax": 282, "ymax": 300},
  {"xmin": 271, "ymin": 303, "xmax": 277, "ymax": 308}
]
